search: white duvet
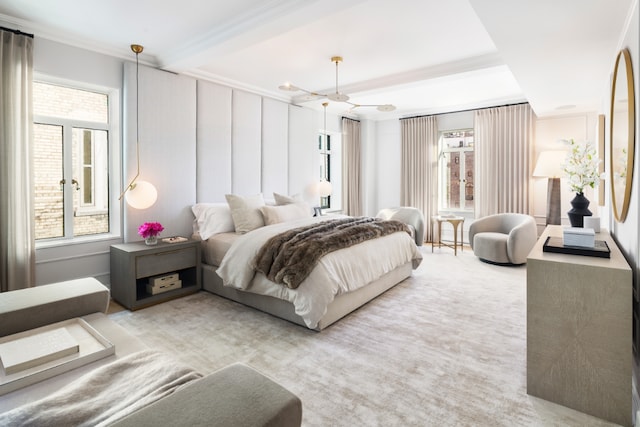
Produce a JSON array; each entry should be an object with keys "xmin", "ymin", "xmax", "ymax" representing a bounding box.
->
[{"xmin": 216, "ymin": 216, "xmax": 423, "ymax": 328}]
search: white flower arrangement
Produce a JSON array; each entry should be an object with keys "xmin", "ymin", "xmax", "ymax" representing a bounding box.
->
[{"xmin": 562, "ymin": 139, "xmax": 600, "ymax": 194}]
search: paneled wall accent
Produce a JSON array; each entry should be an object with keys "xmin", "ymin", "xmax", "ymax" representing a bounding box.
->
[
  {"xmin": 196, "ymin": 80, "xmax": 232, "ymax": 201},
  {"xmin": 288, "ymin": 105, "xmax": 317, "ymax": 202},
  {"xmin": 261, "ymin": 97, "xmax": 289, "ymax": 198},
  {"xmin": 123, "ymin": 63, "xmax": 197, "ymax": 241},
  {"xmin": 231, "ymin": 90, "xmax": 262, "ymax": 195},
  {"xmin": 127, "ymin": 71, "xmax": 317, "ymax": 243},
  {"xmin": 195, "ymin": 85, "xmax": 316, "ymax": 205}
]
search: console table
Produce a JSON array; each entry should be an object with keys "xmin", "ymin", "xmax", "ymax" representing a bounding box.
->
[{"xmin": 527, "ymin": 225, "xmax": 631, "ymax": 426}]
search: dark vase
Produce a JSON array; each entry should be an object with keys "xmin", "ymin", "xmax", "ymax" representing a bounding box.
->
[{"xmin": 567, "ymin": 192, "xmax": 592, "ymax": 227}]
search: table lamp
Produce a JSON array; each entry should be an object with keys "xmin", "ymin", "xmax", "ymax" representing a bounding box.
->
[{"xmin": 533, "ymin": 151, "xmax": 567, "ymax": 225}]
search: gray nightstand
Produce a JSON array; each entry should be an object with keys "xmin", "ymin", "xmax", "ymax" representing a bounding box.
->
[{"xmin": 110, "ymin": 239, "xmax": 201, "ymax": 310}]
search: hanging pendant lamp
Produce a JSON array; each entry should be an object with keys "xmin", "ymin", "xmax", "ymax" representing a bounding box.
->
[{"xmin": 119, "ymin": 44, "xmax": 157, "ymax": 209}]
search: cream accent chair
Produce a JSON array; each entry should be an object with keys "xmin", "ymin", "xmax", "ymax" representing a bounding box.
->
[
  {"xmin": 376, "ymin": 207, "xmax": 425, "ymax": 246},
  {"xmin": 469, "ymin": 213, "xmax": 537, "ymax": 265}
]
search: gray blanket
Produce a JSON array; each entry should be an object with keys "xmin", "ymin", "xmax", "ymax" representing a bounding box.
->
[
  {"xmin": 253, "ymin": 216, "xmax": 409, "ymax": 289},
  {"xmin": 0, "ymin": 349, "xmax": 202, "ymax": 427}
]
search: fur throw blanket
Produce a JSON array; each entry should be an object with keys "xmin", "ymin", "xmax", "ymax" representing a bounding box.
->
[{"xmin": 253, "ymin": 216, "xmax": 409, "ymax": 289}]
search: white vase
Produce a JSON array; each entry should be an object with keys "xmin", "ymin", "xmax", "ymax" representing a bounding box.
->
[{"xmin": 145, "ymin": 235, "xmax": 158, "ymax": 245}]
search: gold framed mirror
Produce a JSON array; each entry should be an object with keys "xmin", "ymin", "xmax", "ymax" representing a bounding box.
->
[{"xmin": 609, "ymin": 48, "xmax": 635, "ymax": 223}]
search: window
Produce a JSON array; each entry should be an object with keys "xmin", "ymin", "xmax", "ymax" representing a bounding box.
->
[
  {"xmin": 438, "ymin": 129, "xmax": 474, "ymax": 212},
  {"xmin": 317, "ymin": 131, "xmax": 342, "ymax": 211},
  {"xmin": 33, "ymin": 81, "xmax": 114, "ymax": 241},
  {"xmin": 318, "ymin": 133, "xmax": 331, "ymax": 209}
]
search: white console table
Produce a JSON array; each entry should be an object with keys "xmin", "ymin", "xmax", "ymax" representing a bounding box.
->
[{"xmin": 527, "ymin": 225, "xmax": 632, "ymax": 426}]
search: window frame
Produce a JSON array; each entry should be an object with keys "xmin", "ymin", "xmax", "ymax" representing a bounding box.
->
[
  {"xmin": 317, "ymin": 130, "xmax": 342, "ymax": 212},
  {"xmin": 438, "ymin": 129, "xmax": 474, "ymax": 214},
  {"xmin": 33, "ymin": 75, "xmax": 121, "ymax": 248}
]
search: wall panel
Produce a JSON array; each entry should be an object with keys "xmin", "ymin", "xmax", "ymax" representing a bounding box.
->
[
  {"xmin": 196, "ymin": 80, "xmax": 232, "ymax": 202},
  {"xmin": 261, "ymin": 98, "xmax": 289, "ymax": 198},
  {"xmin": 232, "ymin": 90, "xmax": 262, "ymax": 195},
  {"xmin": 288, "ymin": 105, "xmax": 317, "ymax": 203},
  {"xmin": 124, "ymin": 63, "xmax": 196, "ymax": 241}
]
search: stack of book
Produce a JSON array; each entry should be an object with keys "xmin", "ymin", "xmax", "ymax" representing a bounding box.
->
[
  {"xmin": 563, "ymin": 227, "xmax": 595, "ymax": 248},
  {"xmin": 146, "ymin": 272, "xmax": 182, "ymax": 295}
]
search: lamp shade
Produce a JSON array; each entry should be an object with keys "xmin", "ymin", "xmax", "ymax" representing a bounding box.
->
[
  {"xmin": 533, "ymin": 151, "xmax": 567, "ymax": 178},
  {"xmin": 125, "ymin": 180, "xmax": 157, "ymax": 209},
  {"xmin": 318, "ymin": 180, "xmax": 333, "ymax": 197}
]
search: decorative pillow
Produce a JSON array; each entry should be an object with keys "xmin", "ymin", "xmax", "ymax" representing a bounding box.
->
[
  {"xmin": 225, "ymin": 193, "xmax": 266, "ymax": 233},
  {"xmin": 260, "ymin": 203, "xmax": 312, "ymax": 225},
  {"xmin": 191, "ymin": 203, "xmax": 235, "ymax": 240},
  {"xmin": 273, "ymin": 192, "xmax": 303, "ymax": 205}
]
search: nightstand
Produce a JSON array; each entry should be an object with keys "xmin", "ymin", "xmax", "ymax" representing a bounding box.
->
[{"xmin": 110, "ymin": 239, "xmax": 201, "ymax": 310}]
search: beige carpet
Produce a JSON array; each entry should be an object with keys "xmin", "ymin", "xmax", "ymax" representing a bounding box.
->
[{"xmin": 110, "ymin": 247, "xmax": 619, "ymax": 426}]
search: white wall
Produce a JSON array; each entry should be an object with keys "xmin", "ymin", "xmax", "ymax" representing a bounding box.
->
[
  {"xmin": 29, "ymin": 37, "xmax": 322, "ymax": 286},
  {"xmin": 605, "ymin": 2, "xmax": 639, "ymax": 418},
  {"xmin": 123, "ymin": 63, "xmax": 197, "ymax": 242},
  {"xmin": 532, "ymin": 113, "xmax": 601, "ymax": 233},
  {"xmin": 32, "ymin": 38, "xmax": 126, "ymax": 285},
  {"xmin": 373, "ymin": 119, "xmax": 402, "ymax": 215}
]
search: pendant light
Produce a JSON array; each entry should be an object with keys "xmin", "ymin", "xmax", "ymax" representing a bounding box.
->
[{"xmin": 119, "ymin": 44, "xmax": 157, "ymax": 209}]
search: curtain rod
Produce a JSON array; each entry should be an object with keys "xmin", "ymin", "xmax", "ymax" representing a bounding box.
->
[
  {"xmin": 341, "ymin": 116, "xmax": 360, "ymax": 122},
  {"xmin": 399, "ymin": 101, "xmax": 529, "ymax": 121},
  {"xmin": 0, "ymin": 26, "xmax": 34, "ymax": 38}
]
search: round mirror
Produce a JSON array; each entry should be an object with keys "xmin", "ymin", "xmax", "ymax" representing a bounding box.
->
[{"xmin": 609, "ymin": 48, "xmax": 635, "ymax": 223}]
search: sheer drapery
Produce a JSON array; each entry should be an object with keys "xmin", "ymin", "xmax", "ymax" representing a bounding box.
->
[
  {"xmin": 400, "ymin": 115, "xmax": 438, "ymax": 243},
  {"xmin": 341, "ymin": 117, "xmax": 362, "ymax": 216},
  {"xmin": 0, "ymin": 29, "xmax": 35, "ymax": 292},
  {"xmin": 474, "ymin": 103, "xmax": 534, "ymax": 217}
]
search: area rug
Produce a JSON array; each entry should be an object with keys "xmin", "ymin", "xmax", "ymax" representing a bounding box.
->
[{"xmin": 110, "ymin": 247, "xmax": 618, "ymax": 426}]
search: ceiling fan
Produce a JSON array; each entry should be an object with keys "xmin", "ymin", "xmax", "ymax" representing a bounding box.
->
[{"xmin": 279, "ymin": 56, "xmax": 396, "ymax": 112}]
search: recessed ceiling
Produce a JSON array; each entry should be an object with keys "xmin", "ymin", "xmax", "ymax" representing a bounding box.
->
[{"xmin": 0, "ymin": 0, "xmax": 633, "ymax": 119}]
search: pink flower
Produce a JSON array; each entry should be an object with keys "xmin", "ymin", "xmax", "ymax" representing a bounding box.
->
[{"xmin": 138, "ymin": 222, "xmax": 164, "ymax": 238}]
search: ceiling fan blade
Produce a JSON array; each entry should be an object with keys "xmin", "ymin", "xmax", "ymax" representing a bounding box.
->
[
  {"xmin": 347, "ymin": 101, "xmax": 397, "ymax": 112},
  {"xmin": 278, "ymin": 83, "xmax": 300, "ymax": 91}
]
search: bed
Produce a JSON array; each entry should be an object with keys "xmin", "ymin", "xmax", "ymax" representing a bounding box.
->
[{"xmin": 192, "ymin": 195, "xmax": 423, "ymax": 331}]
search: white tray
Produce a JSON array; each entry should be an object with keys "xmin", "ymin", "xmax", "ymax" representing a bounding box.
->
[{"xmin": 0, "ymin": 318, "xmax": 115, "ymax": 395}]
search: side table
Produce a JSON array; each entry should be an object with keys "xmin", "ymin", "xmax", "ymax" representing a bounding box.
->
[
  {"xmin": 431, "ymin": 215, "xmax": 464, "ymax": 255},
  {"xmin": 110, "ymin": 239, "xmax": 201, "ymax": 310}
]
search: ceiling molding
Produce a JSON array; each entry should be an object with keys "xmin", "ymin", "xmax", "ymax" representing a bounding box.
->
[
  {"xmin": 181, "ymin": 68, "xmax": 291, "ymax": 103},
  {"xmin": 0, "ymin": 13, "xmax": 157, "ymax": 67},
  {"xmin": 158, "ymin": 0, "xmax": 368, "ymax": 72},
  {"xmin": 157, "ymin": 0, "xmax": 313, "ymax": 71}
]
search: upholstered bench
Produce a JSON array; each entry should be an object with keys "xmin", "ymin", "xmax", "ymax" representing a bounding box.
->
[{"xmin": 0, "ymin": 277, "xmax": 109, "ymax": 337}]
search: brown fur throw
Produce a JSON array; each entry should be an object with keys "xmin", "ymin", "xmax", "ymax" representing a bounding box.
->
[{"xmin": 253, "ymin": 217, "xmax": 409, "ymax": 289}]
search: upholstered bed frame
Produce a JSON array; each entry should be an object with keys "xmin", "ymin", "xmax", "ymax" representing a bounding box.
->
[{"xmin": 202, "ymin": 262, "xmax": 412, "ymax": 331}]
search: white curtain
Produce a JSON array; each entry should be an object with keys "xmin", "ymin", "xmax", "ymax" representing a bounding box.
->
[
  {"xmin": 0, "ymin": 29, "xmax": 35, "ymax": 292},
  {"xmin": 342, "ymin": 117, "xmax": 362, "ymax": 216},
  {"xmin": 474, "ymin": 103, "xmax": 534, "ymax": 217},
  {"xmin": 400, "ymin": 115, "xmax": 438, "ymax": 243}
]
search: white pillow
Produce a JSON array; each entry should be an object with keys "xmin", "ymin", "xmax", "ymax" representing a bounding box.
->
[
  {"xmin": 225, "ymin": 193, "xmax": 266, "ymax": 233},
  {"xmin": 273, "ymin": 192, "xmax": 303, "ymax": 205},
  {"xmin": 191, "ymin": 203, "xmax": 235, "ymax": 240},
  {"xmin": 260, "ymin": 203, "xmax": 312, "ymax": 225}
]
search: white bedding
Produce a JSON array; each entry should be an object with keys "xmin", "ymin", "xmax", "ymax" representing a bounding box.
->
[{"xmin": 216, "ymin": 216, "xmax": 422, "ymax": 328}]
